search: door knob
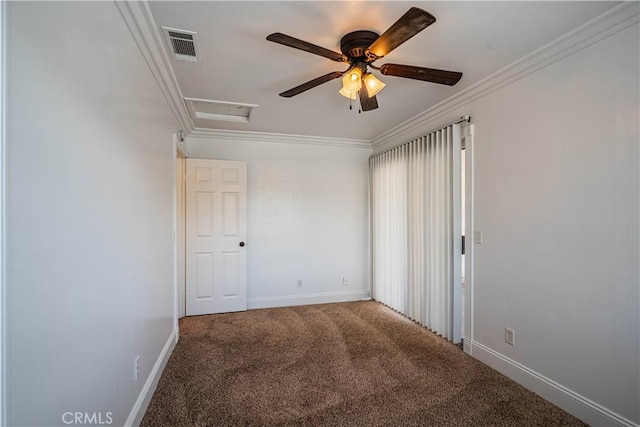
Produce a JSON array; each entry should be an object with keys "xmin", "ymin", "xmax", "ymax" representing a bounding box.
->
[{"xmin": 239, "ymin": 241, "xmax": 245, "ymax": 247}]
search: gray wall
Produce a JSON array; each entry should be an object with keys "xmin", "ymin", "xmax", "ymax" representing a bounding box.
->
[
  {"xmin": 7, "ymin": 2, "xmax": 178, "ymax": 425},
  {"xmin": 470, "ymin": 23, "xmax": 639, "ymax": 423}
]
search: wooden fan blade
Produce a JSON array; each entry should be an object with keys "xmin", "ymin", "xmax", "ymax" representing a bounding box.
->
[
  {"xmin": 379, "ymin": 63, "xmax": 462, "ymax": 86},
  {"xmin": 366, "ymin": 8, "xmax": 436, "ymax": 59},
  {"xmin": 279, "ymin": 72, "xmax": 344, "ymax": 98},
  {"xmin": 267, "ymin": 33, "xmax": 347, "ymax": 62},
  {"xmin": 359, "ymin": 86, "xmax": 379, "ymax": 111}
]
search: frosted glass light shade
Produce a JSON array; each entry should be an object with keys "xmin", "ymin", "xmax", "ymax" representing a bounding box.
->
[
  {"xmin": 341, "ymin": 68, "xmax": 363, "ymax": 93},
  {"xmin": 364, "ymin": 73, "xmax": 385, "ymax": 97},
  {"xmin": 339, "ymin": 87, "xmax": 357, "ymax": 100}
]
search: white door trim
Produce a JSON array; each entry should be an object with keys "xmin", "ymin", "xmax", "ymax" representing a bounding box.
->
[
  {"xmin": 462, "ymin": 124, "xmax": 475, "ymax": 354},
  {"xmin": 176, "ymin": 149, "xmax": 186, "ymax": 319},
  {"xmin": 0, "ymin": 0, "xmax": 7, "ymax": 423},
  {"xmin": 173, "ymin": 137, "xmax": 187, "ymax": 340},
  {"xmin": 172, "ymin": 135, "xmax": 180, "ymax": 342}
]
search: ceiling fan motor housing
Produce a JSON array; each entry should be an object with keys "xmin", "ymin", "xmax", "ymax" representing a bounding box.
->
[{"xmin": 340, "ymin": 31, "xmax": 379, "ymax": 62}]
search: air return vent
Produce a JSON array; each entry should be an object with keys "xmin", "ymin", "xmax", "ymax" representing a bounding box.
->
[{"xmin": 162, "ymin": 27, "xmax": 200, "ymax": 63}]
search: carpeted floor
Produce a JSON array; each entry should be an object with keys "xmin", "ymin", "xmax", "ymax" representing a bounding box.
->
[{"xmin": 142, "ymin": 301, "xmax": 586, "ymax": 426}]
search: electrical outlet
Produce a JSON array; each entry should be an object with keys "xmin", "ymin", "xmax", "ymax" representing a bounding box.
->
[
  {"xmin": 505, "ymin": 327, "xmax": 515, "ymax": 346},
  {"xmin": 342, "ymin": 277, "xmax": 348, "ymax": 286},
  {"xmin": 474, "ymin": 230, "xmax": 483, "ymax": 244},
  {"xmin": 133, "ymin": 355, "xmax": 140, "ymax": 381},
  {"xmin": 297, "ymin": 280, "xmax": 302, "ymax": 288}
]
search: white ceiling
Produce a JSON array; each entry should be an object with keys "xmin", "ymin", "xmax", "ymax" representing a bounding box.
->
[{"xmin": 148, "ymin": 1, "xmax": 619, "ymax": 141}]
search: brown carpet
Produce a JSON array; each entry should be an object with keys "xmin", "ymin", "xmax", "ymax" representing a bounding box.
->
[{"xmin": 142, "ymin": 301, "xmax": 586, "ymax": 426}]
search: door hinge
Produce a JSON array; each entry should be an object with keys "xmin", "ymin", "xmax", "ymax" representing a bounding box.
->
[{"xmin": 461, "ymin": 235, "xmax": 465, "ymax": 255}]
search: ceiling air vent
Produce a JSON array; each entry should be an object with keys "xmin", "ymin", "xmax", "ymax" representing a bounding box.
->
[{"xmin": 162, "ymin": 27, "xmax": 200, "ymax": 63}]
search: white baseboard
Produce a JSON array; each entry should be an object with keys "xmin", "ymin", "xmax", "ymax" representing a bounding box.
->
[
  {"xmin": 125, "ymin": 329, "xmax": 177, "ymax": 427},
  {"xmin": 248, "ymin": 290, "xmax": 371, "ymax": 310},
  {"xmin": 464, "ymin": 339, "xmax": 638, "ymax": 427}
]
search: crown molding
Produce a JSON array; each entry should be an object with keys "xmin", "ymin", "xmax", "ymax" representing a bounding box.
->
[
  {"xmin": 115, "ymin": 0, "xmax": 368, "ymax": 149},
  {"xmin": 188, "ymin": 128, "xmax": 372, "ymax": 150},
  {"xmin": 116, "ymin": 1, "xmax": 637, "ymax": 152},
  {"xmin": 371, "ymin": 2, "xmax": 640, "ymax": 152},
  {"xmin": 115, "ymin": 1, "xmax": 193, "ymax": 133}
]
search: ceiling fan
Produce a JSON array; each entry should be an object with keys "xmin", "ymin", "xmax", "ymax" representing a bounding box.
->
[{"xmin": 266, "ymin": 7, "xmax": 463, "ymax": 112}]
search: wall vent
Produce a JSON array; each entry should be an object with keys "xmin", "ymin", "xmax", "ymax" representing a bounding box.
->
[{"xmin": 162, "ymin": 27, "xmax": 200, "ymax": 63}]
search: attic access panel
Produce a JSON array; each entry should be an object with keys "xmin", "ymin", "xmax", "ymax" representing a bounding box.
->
[{"xmin": 184, "ymin": 98, "xmax": 259, "ymax": 125}]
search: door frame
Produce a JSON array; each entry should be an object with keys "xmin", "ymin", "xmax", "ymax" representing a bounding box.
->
[
  {"xmin": 0, "ymin": 0, "xmax": 7, "ymax": 423},
  {"xmin": 462, "ymin": 124, "xmax": 475, "ymax": 354},
  {"xmin": 173, "ymin": 135, "xmax": 187, "ymax": 341},
  {"xmin": 175, "ymin": 144, "xmax": 186, "ymax": 320}
]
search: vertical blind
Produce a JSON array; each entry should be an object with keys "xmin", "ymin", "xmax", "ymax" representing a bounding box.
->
[{"xmin": 371, "ymin": 124, "xmax": 462, "ymax": 343}]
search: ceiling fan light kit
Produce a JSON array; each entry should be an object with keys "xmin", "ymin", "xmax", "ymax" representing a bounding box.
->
[{"xmin": 266, "ymin": 7, "xmax": 463, "ymax": 112}]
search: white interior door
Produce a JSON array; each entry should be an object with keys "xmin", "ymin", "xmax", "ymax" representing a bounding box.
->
[{"xmin": 186, "ymin": 159, "xmax": 247, "ymax": 316}]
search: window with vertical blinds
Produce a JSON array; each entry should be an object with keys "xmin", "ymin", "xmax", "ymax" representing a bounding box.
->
[{"xmin": 370, "ymin": 124, "xmax": 462, "ymax": 343}]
